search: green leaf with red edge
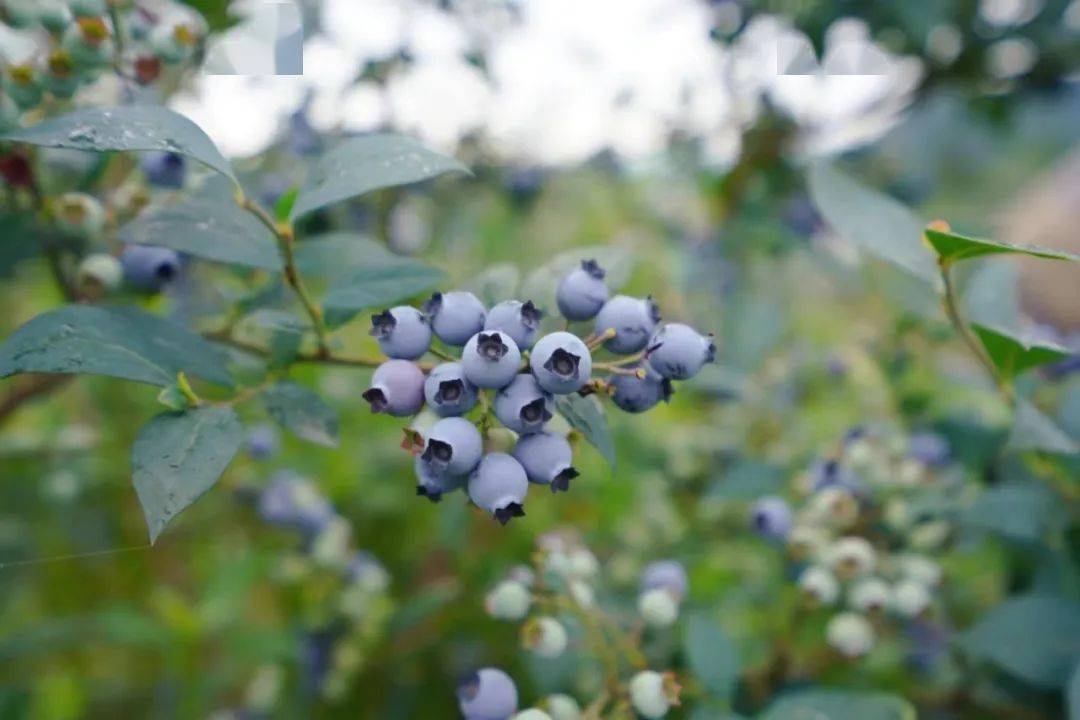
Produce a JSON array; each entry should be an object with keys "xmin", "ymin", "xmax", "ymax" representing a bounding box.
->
[{"xmin": 925, "ymin": 228, "xmax": 1080, "ymax": 265}]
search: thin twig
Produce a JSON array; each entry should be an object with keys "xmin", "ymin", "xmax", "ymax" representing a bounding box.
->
[
  {"xmin": 0, "ymin": 374, "xmax": 71, "ymax": 426},
  {"xmin": 938, "ymin": 258, "xmax": 1009, "ymax": 400}
]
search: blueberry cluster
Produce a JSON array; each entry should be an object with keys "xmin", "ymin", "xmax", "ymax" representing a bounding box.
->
[
  {"xmin": 236, "ymin": 466, "xmax": 393, "ymax": 703},
  {"xmin": 748, "ymin": 427, "xmax": 959, "ymax": 661},
  {"xmin": 362, "ymin": 259, "xmax": 715, "ymax": 524},
  {"xmin": 474, "ymin": 531, "xmax": 684, "ymax": 720},
  {"xmin": 0, "ymin": 0, "xmax": 205, "ymax": 125}
]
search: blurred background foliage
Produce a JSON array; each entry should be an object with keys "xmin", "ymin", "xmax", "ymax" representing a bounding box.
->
[{"xmin": 1, "ymin": 0, "xmax": 1079, "ymax": 718}]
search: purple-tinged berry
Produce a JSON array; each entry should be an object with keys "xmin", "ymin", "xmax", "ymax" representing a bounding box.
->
[
  {"xmin": 414, "ymin": 455, "xmax": 465, "ymax": 503},
  {"xmin": 556, "ymin": 259, "xmax": 609, "ymax": 321},
  {"xmin": 640, "ymin": 560, "xmax": 688, "ymax": 601},
  {"xmin": 423, "ymin": 362, "xmax": 478, "ymax": 417},
  {"xmin": 485, "ymin": 299, "xmax": 543, "ymax": 349},
  {"xmin": 370, "ymin": 306, "xmax": 432, "ymax": 360},
  {"xmin": 246, "ymin": 423, "xmax": 280, "ymax": 460},
  {"xmin": 907, "ymin": 432, "xmax": 950, "ymax": 468},
  {"xmin": 257, "ymin": 472, "xmax": 334, "ymax": 535},
  {"xmin": 423, "ymin": 291, "xmax": 486, "ymax": 346},
  {"xmin": 468, "ymin": 453, "xmax": 529, "ymax": 525},
  {"xmin": 120, "ymin": 244, "xmax": 181, "ymax": 293},
  {"xmin": 494, "ymin": 374, "xmax": 553, "ymax": 435},
  {"xmin": 646, "ymin": 323, "xmax": 715, "ymax": 380},
  {"xmin": 750, "ymin": 495, "xmax": 792, "ymax": 541},
  {"xmin": 463, "ymin": 331, "xmax": 521, "ymax": 389},
  {"xmin": 363, "ymin": 360, "xmax": 425, "ymax": 417},
  {"xmin": 421, "ymin": 417, "xmax": 483, "ymax": 477},
  {"xmin": 609, "ymin": 364, "xmax": 672, "ymax": 413},
  {"xmin": 530, "ymin": 332, "xmax": 592, "ymax": 395},
  {"xmin": 512, "ymin": 431, "xmax": 578, "ymax": 493},
  {"xmin": 141, "ymin": 152, "xmax": 186, "ymax": 189},
  {"xmin": 457, "ymin": 667, "xmax": 519, "ymax": 720},
  {"xmin": 594, "ymin": 295, "xmax": 660, "ymax": 354}
]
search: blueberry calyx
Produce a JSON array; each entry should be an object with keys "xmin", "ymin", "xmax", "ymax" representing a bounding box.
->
[
  {"xmin": 361, "ymin": 388, "xmax": 388, "ymax": 413},
  {"xmin": 519, "ymin": 397, "xmax": 552, "ymax": 425},
  {"xmin": 494, "ymin": 502, "xmax": 526, "ymax": 525},
  {"xmin": 155, "ymin": 262, "xmax": 176, "ymax": 280},
  {"xmin": 705, "ymin": 334, "xmax": 717, "ymax": 363},
  {"xmin": 645, "ymin": 296, "xmax": 662, "ymax": 324},
  {"xmin": 544, "ymin": 348, "xmax": 581, "ymax": 378},
  {"xmin": 551, "ymin": 467, "xmax": 579, "ymax": 493},
  {"xmin": 369, "ymin": 309, "xmax": 396, "ymax": 339},
  {"xmin": 476, "ymin": 332, "xmax": 509, "ymax": 361},
  {"xmin": 581, "ymin": 259, "xmax": 605, "ymax": 279},
  {"xmin": 422, "ymin": 291, "xmax": 443, "ymax": 316},
  {"xmin": 423, "ymin": 439, "xmax": 454, "ymax": 467},
  {"xmin": 520, "ymin": 300, "xmax": 543, "ymax": 329},
  {"xmin": 456, "ymin": 672, "xmax": 481, "ymax": 702},
  {"xmin": 416, "ymin": 485, "xmax": 442, "ymax": 503},
  {"xmin": 435, "ymin": 379, "xmax": 463, "ymax": 403}
]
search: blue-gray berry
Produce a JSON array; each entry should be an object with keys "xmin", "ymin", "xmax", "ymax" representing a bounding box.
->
[
  {"xmin": 423, "ymin": 362, "xmax": 479, "ymax": 417},
  {"xmin": 462, "ymin": 331, "xmax": 521, "ymax": 389},
  {"xmin": 414, "ymin": 455, "xmax": 465, "ymax": 503},
  {"xmin": 141, "ymin": 151, "xmax": 186, "ymax": 189},
  {"xmin": 258, "ymin": 472, "xmax": 334, "ymax": 535},
  {"xmin": 468, "ymin": 453, "xmax": 529, "ymax": 525},
  {"xmin": 363, "ymin": 360, "xmax": 425, "ymax": 417},
  {"xmin": 120, "ymin": 244, "xmax": 181, "ymax": 293},
  {"xmin": 512, "ymin": 431, "xmax": 578, "ymax": 493},
  {"xmin": 370, "ymin": 306, "xmax": 432, "ymax": 360},
  {"xmin": 556, "ymin": 259, "xmax": 609, "ymax": 321},
  {"xmin": 421, "ymin": 416, "xmax": 483, "ymax": 477},
  {"xmin": 246, "ymin": 423, "xmax": 280, "ymax": 460},
  {"xmin": 646, "ymin": 323, "xmax": 715, "ymax": 380},
  {"xmin": 423, "ymin": 291, "xmax": 486, "ymax": 346},
  {"xmin": 484, "ymin": 299, "xmax": 543, "ymax": 349},
  {"xmin": 529, "ymin": 331, "xmax": 592, "ymax": 394},
  {"xmin": 751, "ymin": 496, "xmax": 792, "ymax": 541},
  {"xmin": 494, "ymin": 374, "xmax": 553, "ymax": 434},
  {"xmin": 594, "ymin": 295, "xmax": 660, "ymax": 354},
  {"xmin": 457, "ymin": 667, "xmax": 519, "ymax": 720},
  {"xmin": 640, "ymin": 560, "xmax": 688, "ymax": 601},
  {"xmin": 609, "ymin": 364, "xmax": 672, "ymax": 413}
]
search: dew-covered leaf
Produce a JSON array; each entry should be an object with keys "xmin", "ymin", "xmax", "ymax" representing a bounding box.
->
[
  {"xmin": 0, "ymin": 105, "xmax": 235, "ymax": 180},
  {"xmin": 0, "ymin": 305, "xmax": 232, "ymax": 387},
  {"xmin": 132, "ymin": 406, "xmax": 243, "ymax": 543}
]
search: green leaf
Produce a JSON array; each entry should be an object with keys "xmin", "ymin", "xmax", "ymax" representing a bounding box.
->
[
  {"xmin": 1068, "ymin": 663, "xmax": 1080, "ymax": 720},
  {"xmin": 960, "ymin": 595, "xmax": 1080, "ymax": 688},
  {"xmin": 553, "ymin": 394, "xmax": 615, "ymax": 467},
  {"xmin": 684, "ymin": 611, "xmax": 740, "ymax": 701},
  {"xmin": 291, "ymin": 133, "xmax": 469, "ymax": 220},
  {"xmin": 118, "ymin": 180, "xmax": 281, "ymax": 270},
  {"xmin": 1007, "ymin": 398, "xmax": 1079, "ymax": 456},
  {"xmin": 925, "ymin": 227, "xmax": 1080, "ymax": 265},
  {"xmin": 323, "ymin": 260, "xmax": 445, "ymax": 320},
  {"xmin": 708, "ymin": 460, "xmax": 785, "ymax": 500},
  {"xmin": 807, "ymin": 162, "xmax": 939, "ymax": 285},
  {"xmin": 972, "ymin": 324, "xmax": 1070, "ymax": 382},
  {"xmin": 274, "ymin": 185, "xmax": 300, "ymax": 221},
  {"xmin": 131, "ymin": 406, "xmax": 243, "ymax": 543},
  {"xmin": 0, "ymin": 105, "xmax": 235, "ymax": 181},
  {"xmin": 294, "ymin": 232, "xmax": 397, "ymax": 278},
  {"xmin": 262, "ymin": 381, "xmax": 339, "ymax": 448},
  {"xmin": 0, "ymin": 213, "xmax": 42, "ymax": 278},
  {"xmin": 0, "ymin": 305, "xmax": 232, "ymax": 387},
  {"xmin": 961, "ymin": 482, "xmax": 1066, "ymax": 545},
  {"xmin": 758, "ymin": 690, "xmax": 916, "ymax": 720}
]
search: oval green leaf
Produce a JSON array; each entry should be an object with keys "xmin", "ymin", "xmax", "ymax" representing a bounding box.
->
[
  {"xmin": 132, "ymin": 406, "xmax": 243, "ymax": 544},
  {"xmin": 684, "ymin": 611, "xmax": 740, "ymax": 701},
  {"xmin": 291, "ymin": 134, "xmax": 469, "ymax": 220},
  {"xmin": 759, "ymin": 689, "xmax": 916, "ymax": 720},
  {"xmin": 972, "ymin": 323, "xmax": 1070, "ymax": 382},
  {"xmin": 0, "ymin": 105, "xmax": 235, "ymax": 180},
  {"xmin": 925, "ymin": 227, "xmax": 1080, "ymax": 265},
  {"xmin": 323, "ymin": 260, "xmax": 445, "ymax": 317},
  {"xmin": 554, "ymin": 394, "xmax": 615, "ymax": 467},
  {"xmin": 0, "ymin": 305, "xmax": 233, "ymax": 387},
  {"xmin": 262, "ymin": 381, "xmax": 339, "ymax": 448}
]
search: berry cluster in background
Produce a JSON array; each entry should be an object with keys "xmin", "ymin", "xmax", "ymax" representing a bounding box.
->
[
  {"xmin": 363, "ymin": 259, "xmax": 715, "ymax": 524},
  {"xmin": 749, "ymin": 427, "xmax": 962, "ymax": 662}
]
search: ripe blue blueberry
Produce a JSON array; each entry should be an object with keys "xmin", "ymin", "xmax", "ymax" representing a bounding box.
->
[
  {"xmin": 608, "ymin": 364, "xmax": 673, "ymax": 413},
  {"xmin": 257, "ymin": 472, "xmax": 334, "ymax": 535},
  {"xmin": 750, "ymin": 495, "xmax": 792, "ymax": 541},
  {"xmin": 414, "ymin": 455, "xmax": 465, "ymax": 503},
  {"xmin": 423, "ymin": 362, "xmax": 479, "ymax": 417},
  {"xmin": 647, "ymin": 323, "xmax": 715, "ymax": 380},
  {"xmin": 120, "ymin": 244, "xmax": 181, "ymax": 293},
  {"xmin": 494, "ymin": 374, "xmax": 553, "ymax": 434},
  {"xmin": 246, "ymin": 423, "xmax": 280, "ymax": 460},
  {"xmin": 529, "ymin": 331, "xmax": 592, "ymax": 395},
  {"xmin": 468, "ymin": 452, "xmax": 529, "ymax": 525},
  {"xmin": 640, "ymin": 560, "xmax": 688, "ymax": 601},
  {"xmin": 141, "ymin": 152, "xmax": 186, "ymax": 189},
  {"xmin": 423, "ymin": 291, "xmax": 486, "ymax": 346},
  {"xmin": 421, "ymin": 417, "xmax": 483, "ymax": 477},
  {"xmin": 907, "ymin": 432, "xmax": 950, "ymax": 468},
  {"xmin": 457, "ymin": 667, "xmax": 519, "ymax": 720},
  {"xmin": 594, "ymin": 295, "xmax": 661, "ymax": 354},
  {"xmin": 556, "ymin": 259, "xmax": 609, "ymax": 321},
  {"xmin": 512, "ymin": 431, "xmax": 578, "ymax": 493},
  {"xmin": 363, "ymin": 360, "xmax": 425, "ymax": 417},
  {"xmin": 463, "ymin": 331, "xmax": 522, "ymax": 389},
  {"xmin": 484, "ymin": 299, "xmax": 543, "ymax": 349},
  {"xmin": 370, "ymin": 306, "xmax": 432, "ymax": 360}
]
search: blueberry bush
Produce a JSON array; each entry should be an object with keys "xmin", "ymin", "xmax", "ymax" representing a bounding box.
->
[{"xmin": 2, "ymin": 1, "xmax": 1079, "ymax": 719}]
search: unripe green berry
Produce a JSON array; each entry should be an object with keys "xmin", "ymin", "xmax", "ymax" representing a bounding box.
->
[{"xmin": 77, "ymin": 253, "xmax": 123, "ymax": 295}]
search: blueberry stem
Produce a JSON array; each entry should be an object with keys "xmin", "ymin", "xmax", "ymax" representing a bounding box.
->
[
  {"xmin": 592, "ymin": 363, "xmax": 645, "ymax": 378},
  {"xmin": 584, "ymin": 327, "xmax": 616, "ymax": 350},
  {"xmin": 428, "ymin": 345, "xmax": 457, "ymax": 362}
]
